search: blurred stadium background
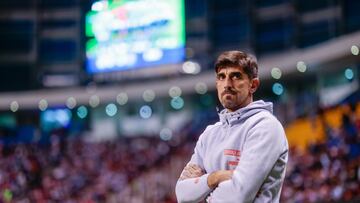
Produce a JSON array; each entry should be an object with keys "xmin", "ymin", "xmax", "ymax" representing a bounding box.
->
[{"xmin": 0, "ymin": 0, "xmax": 359, "ymax": 202}]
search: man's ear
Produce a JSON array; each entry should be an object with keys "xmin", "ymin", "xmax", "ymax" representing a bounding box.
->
[{"xmin": 250, "ymin": 78, "xmax": 260, "ymax": 93}]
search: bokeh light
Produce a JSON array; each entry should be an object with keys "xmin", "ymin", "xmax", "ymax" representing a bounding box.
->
[
  {"xmin": 44, "ymin": 109, "xmax": 72, "ymax": 127},
  {"xmin": 345, "ymin": 68, "xmax": 354, "ymax": 80},
  {"xmin": 142, "ymin": 89, "xmax": 156, "ymax": 102},
  {"xmin": 182, "ymin": 61, "xmax": 201, "ymax": 74},
  {"xmin": 139, "ymin": 105, "xmax": 152, "ymax": 119},
  {"xmin": 160, "ymin": 128, "xmax": 173, "ymax": 141},
  {"xmin": 168, "ymin": 86, "xmax": 182, "ymax": 98},
  {"xmin": 116, "ymin": 92, "xmax": 128, "ymax": 105},
  {"xmin": 77, "ymin": 105, "xmax": 88, "ymax": 119},
  {"xmin": 271, "ymin": 67, "xmax": 282, "ymax": 79},
  {"xmin": 296, "ymin": 61, "xmax": 307, "ymax": 73},
  {"xmin": 195, "ymin": 82, "xmax": 208, "ymax": 94},
  {"xmin": 39, "ymin": 99, "xmax": 48, "ymax": 111},
  {"xmin": 105, "ymin": 103, "xmax": 118, "ymax": 117},
  {"xmin": 10, "ymin": 101, "xmax": 19, "ymax": 112},
  {"xmin": 272, "ymin": 83, "xmax": 284, "ymax": 96},
  {"xmin": 351, "ymin": 45, "xmax": 359, "ymax": 56},
  {"xmin": 66, "ymin": 97, "xmax": 77, "ymax": 109},
  {"xmin": 89, "ymin": 95, "xmax": 100, "ymax": 108},
  {"xmin": 170, "ymin": 97, "xmax": 184, "ymax": 110}
]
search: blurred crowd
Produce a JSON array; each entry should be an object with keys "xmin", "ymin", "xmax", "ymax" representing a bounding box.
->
[
  {"xmin": 0, "ymin": 132, "xmax": 175, "ymax": 203},
  {"xmin": 281, "ymin": 109, "xmax": 360, "ymax": 203},
  {"xmin": 0, "ymin": 105, "xmax": 360, "ymax": 203}
]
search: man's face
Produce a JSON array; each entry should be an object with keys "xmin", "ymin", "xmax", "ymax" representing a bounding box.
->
[{"xmin": 216, "ymin": 66, "xmax": 258, "ymax": 112}]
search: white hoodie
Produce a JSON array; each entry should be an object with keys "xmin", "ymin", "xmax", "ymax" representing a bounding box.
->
[{"xmin": 175, "ymin": 100, "xmax": 288, "ymax": 203}]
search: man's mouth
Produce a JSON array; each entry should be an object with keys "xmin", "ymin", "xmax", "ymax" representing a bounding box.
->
[{"xmin": 222, "ymin": 90, "xmax": 236, "ymax": 96}]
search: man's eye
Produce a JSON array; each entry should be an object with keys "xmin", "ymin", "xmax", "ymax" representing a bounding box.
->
[
  {"xmin": 232, "ymin": 73, "xmax": 242, "ymax": 79},
  {"xmin": 217, "ymin": 74, "xmax": 225, "ymax": 80}
]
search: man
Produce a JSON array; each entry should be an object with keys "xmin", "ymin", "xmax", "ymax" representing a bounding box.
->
[{"xmin": 175, "ymin": 51, "xmax": 288, "ymax": 203}]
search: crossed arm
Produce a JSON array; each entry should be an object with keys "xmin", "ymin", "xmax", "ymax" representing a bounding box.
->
[
  {"xmin": 179, "ymin": 164, "xmax": 233, "ymax": 189},
  {"xmin": 175, "ymin": 164, "xmax": 233, "ymax": 203}
]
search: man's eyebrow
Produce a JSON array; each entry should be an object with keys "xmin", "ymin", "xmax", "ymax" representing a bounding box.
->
[{"xmin": 229, "ymin": 71, "xmax": 242, "ymax": 75}]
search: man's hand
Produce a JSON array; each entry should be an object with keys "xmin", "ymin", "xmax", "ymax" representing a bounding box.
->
[
  {"xmin": 179, "ymin": 164, "xmax": 205, "ymax": 180},
  {"xmin": 207, "ymin": 170, "xmax": 233, "ymax": 189}
]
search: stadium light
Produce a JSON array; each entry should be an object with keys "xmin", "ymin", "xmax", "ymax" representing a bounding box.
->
[
  {"xmin": 169, "ymin": 86, "xmax": 182, "ymax": 98},
  {"xmin": 66, "ymin": 97, "xmax": 77, "ymax": 109},
  {"xmin": 10, "ymin": 101, "xmax": 19, "ymax": 112},
  {"xmin": 139, "ymin": 105, "xmax": 152, "ymax": 119},
  {"xmin": 195, "ymin": 82, "xmax": 208, "ymax": 94},
  {"xmin": 296, "ymin": 61, "xmax": 307, "ymax": 73},
  {"xmin": 271, "ymin": 67, "xmax": 282, "ymax": 79},
  {"xmin": 142, "ymin": 89, "xmax": 156, "ymax": 102},
  {"xmin": 182, "ymin": 61, "xmax": 201, "ymax": 74},
  {"xmin": 170, "ymin": 97, "xmax": 184, "ymax": 110},
  {"xmin": 345, "ymin": 68, "xmax": 354, "ymax": 80},
  {"xmin": 77, "ymin": 106, "xmax": 88, "ymax": 119},
  {"xmin": 89, "ymin": 95, "xmax": 100, "ymax": 108},
  {"xmin": 105, "ymin": 103, "xmax": 118, "ymax": 117},
  {"xmin": 272, "ymin": 83, "xmax": 284, "ymax": 96},
  {"xmin": 116, "ymin": 93, "xmax": 128, "ymax": 105},
  {"xmin": 160, "ymin": 128, "xmax": 173, "ymax": 141},
  {"xmin": 39, "ymin": 99, "xmax": 48, "ymax": 111},
  {"xmin": 351, "ymin": 45, "xmax": 359, "ymax": 56}
]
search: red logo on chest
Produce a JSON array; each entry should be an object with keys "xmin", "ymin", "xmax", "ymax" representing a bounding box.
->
[
  {"xmin": 224, "ymin": 149, "xmax": 241, "ymax": 167},
  {"xmin": 224, "ymin": 149, "xmax": 241, "ymax": 157}
]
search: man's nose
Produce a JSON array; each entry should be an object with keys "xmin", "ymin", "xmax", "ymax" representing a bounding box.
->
[{"xmin": 224, "ymin": 77, "xmax": 233, "ymax": 88}]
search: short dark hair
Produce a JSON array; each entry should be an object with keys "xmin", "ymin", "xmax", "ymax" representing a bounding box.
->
[{"xmin": 215, "ymin": 50, "xmax": 258, "ymax": 79}]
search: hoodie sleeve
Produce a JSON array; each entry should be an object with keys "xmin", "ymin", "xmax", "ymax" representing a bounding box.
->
[
  {"xmin": 208, "ymin": 116, "xmax": 287, "ymax": 203},
  {"xmin": 175, "ymin": 129, "xmax": 213, "ymax": 203}
]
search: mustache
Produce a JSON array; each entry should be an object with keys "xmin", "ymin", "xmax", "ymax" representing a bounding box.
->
[{"xmin": 222, "ymin": 88, "xmax": 236, "ymax": 96}]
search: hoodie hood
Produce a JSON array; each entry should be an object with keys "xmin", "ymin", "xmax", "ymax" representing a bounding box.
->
[{"xmin": 219, "ymin": 100, "xmax": 273, "ymax": 125}]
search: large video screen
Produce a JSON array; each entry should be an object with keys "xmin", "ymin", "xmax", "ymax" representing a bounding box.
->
[{"xmin": 85, "ymin": 0, "xmax": 185, "ymax": 74}]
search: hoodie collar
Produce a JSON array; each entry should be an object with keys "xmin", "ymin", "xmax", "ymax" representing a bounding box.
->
[{"xmin": 218, "ymin": 100, "xmax": 273, "ymax": 126}]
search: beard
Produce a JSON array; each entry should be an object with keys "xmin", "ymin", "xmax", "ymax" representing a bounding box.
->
[
  {"xmin": 220, "ymin": 95, "xmax": 240, "ymax": 111},
  {"xmin": 219, "ymin": 93, "xmax": 251, "ymax": 112}
]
